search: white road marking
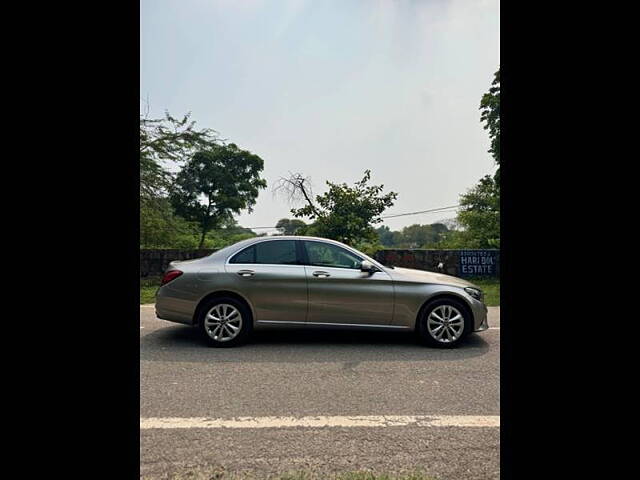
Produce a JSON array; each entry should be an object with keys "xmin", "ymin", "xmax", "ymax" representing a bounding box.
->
[
  {"xmin": 488, "ymin": 327, "xmax": 500, "ymax": 330},
  {"xmin": 140, "ymin": 415, "xmax": 499, "ymax": 430}
]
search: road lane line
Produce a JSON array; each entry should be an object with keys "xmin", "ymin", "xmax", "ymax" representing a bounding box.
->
[{"xmin": 140, "ymin": 415, "xmax": 499, "ymax": 429}]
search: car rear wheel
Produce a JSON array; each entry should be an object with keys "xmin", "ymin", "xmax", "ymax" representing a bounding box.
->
[
  {"xmin": 417, "ymin": 298, "xmax": 471, "ymax": 348},
  {"xmin": 198, "ymin": 297, "xmax": 252, "ymax": 347}
]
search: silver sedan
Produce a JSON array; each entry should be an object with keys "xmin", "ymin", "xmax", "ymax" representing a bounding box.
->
[{"xmin": 155, "ymin": 236, "xmax": 489, "ymax": 348}]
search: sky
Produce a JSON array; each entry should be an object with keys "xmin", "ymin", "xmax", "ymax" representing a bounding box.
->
[{"xmin": 140, "ymin": 0, "xmax": 500, "ymax": 233}]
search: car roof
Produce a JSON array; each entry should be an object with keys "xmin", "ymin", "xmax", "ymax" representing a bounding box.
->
[
  {"xmin": 243, "ymin": 235, "xmax": 351, "ymax": 245},
  {"xmin": 236, "ymin": 235, "xmax": 341, "ymax": 242}
]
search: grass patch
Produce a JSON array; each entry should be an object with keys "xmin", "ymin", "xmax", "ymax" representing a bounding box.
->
[
  {"xmin": 466, "ymin": 277, "xmax": 500, "ymax": 306},
  {"xmin": 140, "ymin": 276, "xmax": 161, "ymax": 304}
]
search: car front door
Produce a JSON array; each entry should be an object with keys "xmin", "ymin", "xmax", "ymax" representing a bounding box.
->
[
  {"xmin": 301, "ymin": 240, "xmax": 394, "ymax": 326},
  {"xmin": 224, "ymin": 239, "xmax": 308, "ymax": 323}
]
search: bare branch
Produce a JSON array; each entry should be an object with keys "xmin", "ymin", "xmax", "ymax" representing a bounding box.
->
[{"xmin": 273, "ymin": 172, "xmax": 319, "ymax": 215}]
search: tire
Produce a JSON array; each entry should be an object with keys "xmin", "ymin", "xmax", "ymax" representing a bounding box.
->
[
  {"xmin": 417, "ymin": 297, "xmax": 471, "ymax": 348},
  {"xmin": 197, "ymin": 296, "xmax": 252, "ymax": 347}
]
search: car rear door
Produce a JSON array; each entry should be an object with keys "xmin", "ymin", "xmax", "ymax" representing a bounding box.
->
[
  {"xmin": 301, "ymin": 240, "xmax": 394, "ymax": 326},
  {"xmin": 224, "ymin": 239, "xmax": 308, "ymax": 323}
]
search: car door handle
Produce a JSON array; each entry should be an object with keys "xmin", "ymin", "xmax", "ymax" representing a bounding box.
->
[
  {"xmin": 312, "ymin": 271, "xmax": 330, "ymax": 277},
  {"xmin": 237, "ymin": 270, "xmax": 255, "ymax": 277}
]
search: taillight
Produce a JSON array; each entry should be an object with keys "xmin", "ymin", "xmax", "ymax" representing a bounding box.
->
[{"xmin": 161, "ymin": 269, "xmax": 183, "ymax": 286}]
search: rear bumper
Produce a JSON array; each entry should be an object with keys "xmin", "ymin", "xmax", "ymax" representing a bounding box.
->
[
  {"xmin": 155, "ymin": 286, "xmax": 198, "ymax": 325},
  {"xmin": 155, "ymin": 308, "xmax": 193, "ymax": 325}
]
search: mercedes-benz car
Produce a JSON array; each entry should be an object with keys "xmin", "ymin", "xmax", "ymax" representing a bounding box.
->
[{"xmin": 155, "ymin": 236, "xmax": 489, "ymax": 348}]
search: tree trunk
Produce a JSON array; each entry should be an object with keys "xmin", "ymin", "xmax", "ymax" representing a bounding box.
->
[
  {"xmin": 299, "ymin": 180, "xmax": 320, "ymax": 217},
  {"xmin": 198, "ymin": 224, "xmax": 207, "ymax": 248},
  {"xmin": 199, "ymin": 201, "xmax": 212, "ymax": 249}
]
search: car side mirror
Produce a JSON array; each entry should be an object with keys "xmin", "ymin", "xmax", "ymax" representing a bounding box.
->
[{"xmin": 360, "ymin": 260, "xmax": 378, "ymax": 273}]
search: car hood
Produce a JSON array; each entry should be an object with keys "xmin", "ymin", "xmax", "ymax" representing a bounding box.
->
[{"xmin": 387, "ymin": 266, "xmax": 477, "ymax": 288}]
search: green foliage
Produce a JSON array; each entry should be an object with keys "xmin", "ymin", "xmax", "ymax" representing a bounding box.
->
[
  {"xmin": 434, "ymin": 176, "xmax": 499, "ymax": 250},
  {"xmin": 141, "ymin": 207, "xmax": 257, "ymax": 249},
  {"xmin": 375, "ymin": 225, "xmax": 395, "ymax": 246},
  {"xmin": 275, "ymin": 218, "xmax": 307, "ymax": 235},
  {"xmin": 353, "ymin": 240, "xmax": 384, "ymax": 257},
  {"xmin": 430, "ymin": 229, "xmax": 469, "ymax": 249},
  {"xmin": 140, "ymin": 197, "xmax": 200, "ymax": 248},
  {"xmin": 467, "ymin": 277, "xmax": 500, "ymax": 306},
  {"xmin": 140, "ymin": 110, "xmax": 224, "ymax": 248},
  {"xmin": 199, "ymin": 232, "xmax": 256, "ymax": 250},
  {"xmin": 480, "ymin": 68, "xmax": 500, "ymax": 178},
  {"xmin": 449, "ymin": 175, "xmax": 500, "ymax": 249},
  {"xmin": 140, "ymin": 111, "xmax": 220, "ymax": 204},
  {"xmin": 290, "ymin": 170, "xmax": 398, "ymax": 246},
  {"xmin": 444, "ymin": 67, "xmax": 500, "ymax": 249},
  {"xmin": 138, "ymin": 110, "xmax": 265, "ymax": 249},
  {"xmin": 140, "ymin": 277, "xmax": 161, "ymax": 304},
  {"xmin": 170, "ymin": 144, "xmax": 267, "ymax": 248},
  {"xmin": 397, "ymin": 223, "xmax": 447, "ymax": 248},
  {"xmin": 200, "ymin": 219, "xmax": 257, "ymax": 249},
  {"xmin": 374, "ymin": 223, "xmax": 450, "ymax": 249}
]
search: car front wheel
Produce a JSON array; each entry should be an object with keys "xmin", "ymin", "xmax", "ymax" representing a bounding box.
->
[{"xmin": 417, "ymin": 298, "xmax": 471, "ymax": 348}]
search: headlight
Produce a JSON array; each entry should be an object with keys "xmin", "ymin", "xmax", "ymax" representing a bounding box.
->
[{"xmin": 464, "ymin": 287, "xmax": 483, "ymax": 301}]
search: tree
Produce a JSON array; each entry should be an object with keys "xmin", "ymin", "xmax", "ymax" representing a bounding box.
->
[
  {"xmin": 170, "ymin": 144, "xmax": 267, "ymax": 248},
  {"xmin": 479, "ymin": 68, "xmax": 500, "ymax": 180},
  {"xmin": 200, "ymin": 218, "xmax": 257, "ymax": 250},
  {"xmin": 450, "ymin": 67, "xmax": 500, "ymax": 249},
  {"xmin": 139, "ymin": 110, "xmax": 222, "ymax": 247},
  {"xmin": 140, "ymin": 111, "xmax": 220, "ymax": 205},
  {"xmin": 375, "ymin": 223, "xmax": 450, "ymax": 248},
  {"xmin": 398, "ymin": 223, "xmax": 449, "ymax": 248},
  {"xmin": 457, "ymin": 175, "xmax": 500, "ymax": 248},
  {"xmin": 140, "ymin": 198, "xmax": 200, "ymax": 248},
  {"xmin": 275, "ymin": 218, "xmax": 307, "ymax": 235},
  {"xmin": 277, "ymin": 170, "xmax": 398, "ymax": 246},
  {"xmin": 375, "ymin": 225, "xmax": 395, "ymax": 246}
]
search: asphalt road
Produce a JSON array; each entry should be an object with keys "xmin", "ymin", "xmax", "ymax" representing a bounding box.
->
[{"xmin": 140, "ymin": 306, "xmax": 500, "ymax": 479}]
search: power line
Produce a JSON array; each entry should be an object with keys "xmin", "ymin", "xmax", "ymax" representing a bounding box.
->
[
  {"xmin": 380, "ymin": 205, "xmax": 460, "ymax": 219},
  {"xmin": 243, "ymin": 226, "xmax": 283, "ymax": 230},
  {"xmin": 165, "ymin": 205, "xmax": 461, "ymax": 234},
  {"xmin": 233, "ymin": 204, "xmax": 461, "ymax": 231}
]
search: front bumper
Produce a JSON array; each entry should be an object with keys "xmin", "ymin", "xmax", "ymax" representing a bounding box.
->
[{"xmin": 471, "ymin": 301, "xmax": 489, "ymax": 332}]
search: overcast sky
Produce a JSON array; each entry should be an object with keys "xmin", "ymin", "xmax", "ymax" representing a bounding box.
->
[{"xmin": 141, "ymin": 0, "xmax": 500, "ymax": 233}]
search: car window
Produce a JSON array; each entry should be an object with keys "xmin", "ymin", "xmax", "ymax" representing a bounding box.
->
[
  {"xmin": 230, "ymin": 240, "xmax": 298, "ymax": 265},
  {"xmin": 229, "ymin": 245, "xmax": 255, "ymax": 264},
  {"xmin": 303, "ymin": 241, "xmax": 363, "ymax": 269}
]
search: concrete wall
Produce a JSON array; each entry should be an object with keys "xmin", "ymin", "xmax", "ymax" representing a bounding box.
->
[
  {"xmin": 141, "ymin": 248, "xmax": 500, "ymax": 278},
  {"xmin": 140, "ymin": 249, "xmax": 216, "ymax": 278},
  {"xmin": 373, "ymin": 249, "xmax": 500, "ymax": 277}
]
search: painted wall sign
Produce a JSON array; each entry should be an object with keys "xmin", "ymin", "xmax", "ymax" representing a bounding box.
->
[{"xmin": 458, "ymin": 250, "xmax": 499, "ymax": 276}]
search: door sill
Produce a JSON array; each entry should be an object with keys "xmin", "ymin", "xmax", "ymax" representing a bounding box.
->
[{"xmin": 256, "ymin": 320, "xmax": 410, "ymax": 329}]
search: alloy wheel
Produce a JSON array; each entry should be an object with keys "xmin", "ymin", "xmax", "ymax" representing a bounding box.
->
[
  {"xmin": 427, "ymin": 305, "xmax": 464, "ymax": 343},
  {"xmin": 204, "ymin": 304, "xmax": 243, "ymax": 342}
]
